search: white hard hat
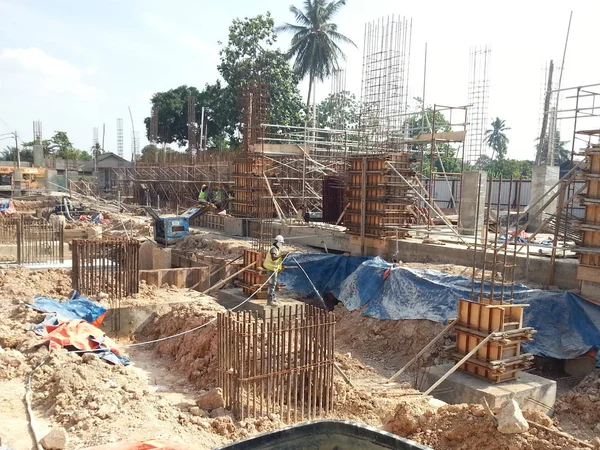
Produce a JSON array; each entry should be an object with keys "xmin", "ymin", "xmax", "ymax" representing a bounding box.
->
[{"xmin": 275, "ymin": 235, "xmax": 284, "ymax": 244}]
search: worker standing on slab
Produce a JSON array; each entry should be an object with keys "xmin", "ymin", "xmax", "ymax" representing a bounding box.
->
[
  {"xmin": 263, "ymin": 235, "xmax": 285, "ymax": 307},
  {"xmin": 198, "ymin": 184, "xmax": 208, "ymax": 202}
]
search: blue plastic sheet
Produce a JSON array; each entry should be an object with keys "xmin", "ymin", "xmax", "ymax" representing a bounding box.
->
[
  {"xmin": 337, "ymin": 257, "xmax": 600, "ymax": 365},
  {"xmin": 279, "ymin": 254, "xmax": 371, "ymax": 299},
  {"xmin": 27, "ymin": 291, "xmax": 107, "ymax": 324}
]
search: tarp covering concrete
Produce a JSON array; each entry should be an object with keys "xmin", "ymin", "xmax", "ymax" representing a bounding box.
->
[
  {"xmin": 280, "ymin": 254, "xmax": 600, "ymax": 365},
  {"xmin": 336, "ymin": 257, "xmax": 600, "ymax": 364},
  {"xmin": 279, "ymin": 254, "xmax": 371, "ymax": 299}
]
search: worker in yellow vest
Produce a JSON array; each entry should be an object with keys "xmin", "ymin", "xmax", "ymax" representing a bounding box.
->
[
  {"xmin": 198, "ymin": 184, "xmax": 208, "ymax": 202},
  {"xmin": 263, "ymin": 235, "xmax": 285, "ymax": 306}
]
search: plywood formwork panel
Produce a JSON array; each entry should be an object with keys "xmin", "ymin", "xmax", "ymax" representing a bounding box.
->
[
  {"xmin": 450, "ymin": 298, "xmax": 534, "ymax": 384},
  {"xmin": 577, "ymin": 145, "xmax": 600, "ymax": 303},
  {"xmin": 345, "ymin": 153, "xmax": 416, "ymax": 238}
]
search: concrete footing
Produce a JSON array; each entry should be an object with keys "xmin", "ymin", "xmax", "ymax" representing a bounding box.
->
[
  {"xmin": 218, "ymin": 288, "xmax": 304, "ymax": 317},
  {"xmin": 420, "ymin": 363, "xmax": 556, "ymax": 413}
]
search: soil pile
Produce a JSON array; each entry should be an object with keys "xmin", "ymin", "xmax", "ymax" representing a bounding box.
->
[
  {"xmin": 555, "ymin": 369, "xmax": 600, "ymax": 435},
  {"xmin": 384, "ymin": 398, "xmax": 593, "ymax": 450},
  {"xmin": 139, "ymin": 302, "xmax": 223, "ymax": 389},
  {"xmin": 334, "ymin": 305, "xmax": 447, "ymax": 373},
  {"xmin": 0, "ymin": 268, "xmax": 72, "ymax": 301}
]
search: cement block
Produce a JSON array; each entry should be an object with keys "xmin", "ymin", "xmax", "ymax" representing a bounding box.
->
[
  {"xmin": 224, "ymin": 216, "xmax": 244, "ymax": 237},
  {"xmin": 420, "ymin": 363, "xmax": 556, "ymax": 413}
]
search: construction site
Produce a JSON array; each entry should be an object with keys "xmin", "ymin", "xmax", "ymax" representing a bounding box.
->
[{"xmin": 1, "ymin": 9, "xmax": 600, "ymax": 450}]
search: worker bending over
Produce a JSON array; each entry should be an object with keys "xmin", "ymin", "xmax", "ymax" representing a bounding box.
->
[{"xmin": 263, "ymin": 235, "xmax": 286, "ymax": 307}]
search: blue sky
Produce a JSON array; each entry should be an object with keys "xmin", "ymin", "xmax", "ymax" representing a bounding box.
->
[{"xmin": 1, "ymin": 0, "xmax": 599, "ymax": 160}]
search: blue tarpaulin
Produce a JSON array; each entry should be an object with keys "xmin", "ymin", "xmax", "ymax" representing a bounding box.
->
[
  {"xmin": 335, "ymin": 257, "xmax": 600, "ymax": 365},
  {"xmin": 279, "ymin": 254, "xmax": 600, "ymax": 365},
  {"xmin": 279, "ymin": 254, "xmax": 371, "ymax": 299},
  {"xmin": 27, "ymin": 291, "xmax": 107, "ymax": 324}
]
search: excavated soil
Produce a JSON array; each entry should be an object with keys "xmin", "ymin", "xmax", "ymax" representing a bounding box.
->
[
  {"xmin": 384, "ymin": 398, "xmax": 593, "ymax": 450},
  {"xmin": 138, "ymin": 301, "xmax": 223, "ymax": 389},
  {"xmin": 555, "ymin": 369, "xmax": 600, "ymax": 438},
  {"xmin": 0, "ymin": 268, "xmax": 73, "ymax": 301},
  {"xmin": 334, "ymin": 305, "xmax": 448, "ymax": 376}
]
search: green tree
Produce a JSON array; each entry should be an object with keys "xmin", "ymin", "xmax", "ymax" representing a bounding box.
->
[
  {"xmin": 484, "ymin": 118, "xmax": 510, "ymax": 160},
  {"xmin": 277, "ymin": 0, "xmax": 356, "ymax": 105},
  {"xmin": 317, "ymin": 91, "xmax": 359, "ymax": 130},
  {"xmin": 218, "ymin": 14, "xmax": 305, "ymax": 135},
  {"xmin": 0, "ymin": 146, "xmax": 34, "ymax": 163}
]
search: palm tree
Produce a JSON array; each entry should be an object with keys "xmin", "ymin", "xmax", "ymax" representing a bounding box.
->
[
  {"xmin": 277, "ymin": 0, "xmax": 356, "ymax": 107},
  {"xmin": 484, "ymin": 118, "xmax": 511, "ymax": 160}
]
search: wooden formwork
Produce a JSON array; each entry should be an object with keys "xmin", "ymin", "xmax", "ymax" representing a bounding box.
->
[
  {"xmin": 449, "ymin": 298, "xmax": 535, "ymax": 383},
  {"xmin": 190, "ymin": 212, "xmax": 225, "ymax": 232},
  {"xmin": 71, "ymin": 239, "xmax": 140, "ymax": 299},
  {"xmin": 577, "ymin": 144, "xmax": 600, "ymax": 303},
  {"xmin": 217, "ymin": 305, "xmax": 335, "ymax": 422},
  {"xmin": 231, "ymin": 156, "xmax": 274, "ymax": 219},
  {"xmin": 241, "ymin": 249, "xmax": 269, "ymax": 299},
  {"xmin": 345, "ymin": 153, "xmax": 415, "ymax": 238}
]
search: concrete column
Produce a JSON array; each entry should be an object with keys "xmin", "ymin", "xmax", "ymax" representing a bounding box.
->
[
  {"xmin": 458, "ymin": 171, "xmax": 487, "ymax": 237},
  {"xmin": 528, "ymin": 165, "xmax": 560, "ymax": 231},
  {"xmin": 33, "ymin": 144, "xmax": 44, "ymax": 167}
]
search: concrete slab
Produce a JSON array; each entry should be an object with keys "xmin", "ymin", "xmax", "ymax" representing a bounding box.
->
[
  {"xmin": 420, "ymin": 363, "xmax": 556, "ymax": 413},
  {"xmin": 218, "ymin": 288, "xmax": 305, "ymax": 317}
]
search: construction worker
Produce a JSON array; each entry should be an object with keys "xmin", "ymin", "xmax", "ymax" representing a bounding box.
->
[
  {"xmin": 198, "ymin": 184, "xmax": 208, "ymax": 202},
  {"xmin": 263, "ymin": 235, "xmax": 285, "ymax": 306}
]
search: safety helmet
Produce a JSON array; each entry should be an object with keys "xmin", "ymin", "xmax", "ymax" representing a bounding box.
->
[
  {"xmin": 202, "ymin": 184, "xmax": 207, "ymax": 188},
  {"xmin": 275, "ymin": 235, "xmax": 284, "ymax": 244}
]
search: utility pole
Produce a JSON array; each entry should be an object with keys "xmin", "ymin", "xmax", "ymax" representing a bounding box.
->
[{"xmin": 14, "ymin": 131, "xmax": 20, "ymax": 168}]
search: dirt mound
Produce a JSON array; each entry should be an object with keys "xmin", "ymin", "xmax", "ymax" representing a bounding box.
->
[
  {"xmin": 384, "ymin": 398, "xmax": 592, "ymax": 450},
  {"xmin": 555, "ymin": 369, "xmax": 600, "ymax": 433},
  {"xmin": 334, "ymin": 305, "xmax": 447, "ymax": 373},
  {"xmin": 0, "ymin": 268, "xmax": 72, "ymax": 301},
  {"xmin": 139, "ymin": 302, "xmax": 224, "ymax": 389}
]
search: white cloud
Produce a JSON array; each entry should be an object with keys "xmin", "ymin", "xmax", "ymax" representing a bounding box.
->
[{"xmin": 0, "ymin": 47, "xmax": 105, "ymax": 101}]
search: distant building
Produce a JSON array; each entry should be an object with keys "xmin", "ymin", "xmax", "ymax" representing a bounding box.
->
[{"xmin": 82, "ymin": 153, "xmax": 132, "ymax": 191}]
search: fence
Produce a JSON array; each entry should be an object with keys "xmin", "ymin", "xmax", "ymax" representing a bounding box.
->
[
  {"xmin": 429, "ymin": 177, "xmax": 586, "ymax": 218},
  {"xmin": 218, "ymin": 305, "xmax": 335, "ymax": 423},
  {"xmin": 71, "ymin": 238, "xmax": 140, "ymax": 299}
]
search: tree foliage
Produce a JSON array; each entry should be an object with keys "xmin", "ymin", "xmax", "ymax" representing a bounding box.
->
[
  {"xmin": 317, "ymin": 91, "xmax": 359, "ymax": 130},
  {"xmin": 474, "ymin": 155, "xmax": 533, "ymax": 179},
  {"xmin": 22, "ymin": 131, "xmax": 91, "ymax": 161},
  {"xmin": 218, "ymin": 14, "xmax": 305, "ymax": 133},
  {"xmin": 0, "ymin": 146, "xmax": 34, "ymax": 163},
  {"xmin": 277, "ymin": 0, "xmax": 356, "ymax": 104},
  {"xmin": 484, "ymin": 118, "xmax": 510, "ymax": 160},
  {"xmin": 144, "ymin": 14, "xmax": 305, "ymax": 149}
]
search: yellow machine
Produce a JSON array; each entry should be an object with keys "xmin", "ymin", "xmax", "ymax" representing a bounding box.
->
[{"xmin": 0, "ymin": 166, "xmax": 46, "ymax": 194}]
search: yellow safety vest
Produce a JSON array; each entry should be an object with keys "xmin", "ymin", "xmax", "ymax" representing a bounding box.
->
[
  {"xmin": 263, "ymin": 245, "xmax": 282, "ymax": 272},
  {"xmin": 198, "ymin": 190, "xmax": 207, "ymax": 200}
]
